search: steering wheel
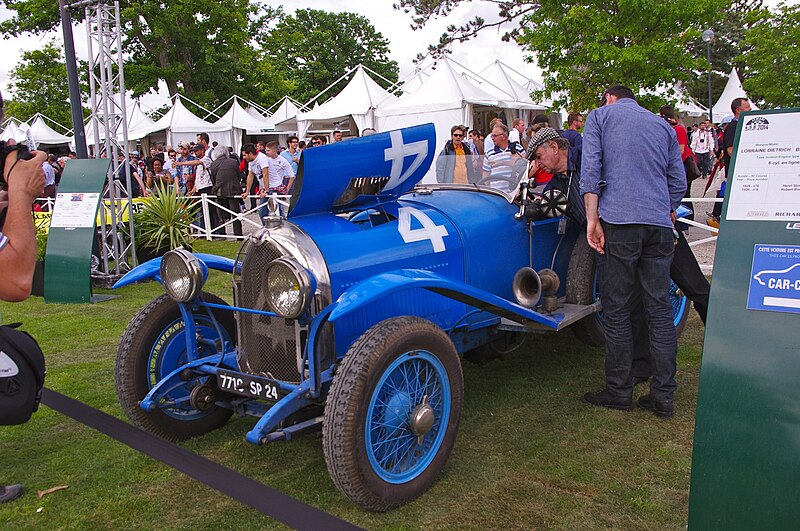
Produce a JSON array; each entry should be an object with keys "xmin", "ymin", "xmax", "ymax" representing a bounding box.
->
[
  {"xmin": 538, "ymin": 188, "xmax": 569, "ymax": 218},
  {"xmin": 473, "ymin": 157, "xmax": 529, "ymax": 192}
]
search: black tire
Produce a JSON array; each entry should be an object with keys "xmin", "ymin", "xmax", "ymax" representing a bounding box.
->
[
  {"xmin": 566, "ymin": 232, "xmax": 691, "ymax": 346},
  {"xmin": 323, "ymin": 316, "xmax": 463, "ymax": 511},
  {"xmin": 566, "ymin": 233, "xmax": 605, "ymax": 346},
  {"xmin": 115, "ymin": 293, "xmax": 235, "ymax": 441}
]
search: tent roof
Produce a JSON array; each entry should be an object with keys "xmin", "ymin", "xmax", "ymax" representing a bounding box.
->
[
  {"xmin": 293, "ymin": 65, "xmax": 396, "ymax": 123},
  {"xmin": 477, "ymin": 60, "xmax": 536, "ymax": 104},
  {"xmin": 711, "ymin": 67, "xmax": 759, "ymax": 122},
  {"xmin": 29, "ymin": 115, "xmax": 72, "ymax": 146},
  {"xmin": 127, "ymin": 101, "xmax": 158, "ymax": 139},
  {"xmin": 150, "ymin": 97, "xmax": 231, "ymax": 134},
  {"xmin": 218, "ymin": 97, "xmax": 270, "ymax": 131},
  {"xmin": 256, "ymin": 96, "xmax": 302, "ymax": 133},
  {"xmin": 377, "ymin": 58, "xmax": 501, "ymax": 116}
]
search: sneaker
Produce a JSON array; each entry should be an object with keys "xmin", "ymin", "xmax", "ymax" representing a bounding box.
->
[
  {"xmin": 637, "ymin": 395, "xmax": 675, "ymax": 419},
  {"xmin": 583, "ymin": 389, "xmax": 632, "ymax": 411},
  {"xmin": 0, "ymin": 484, "xmax": 23, "ymax": 503},
  {"xmin": 706, "ymin": 212, "xmax": 720, "ymax": 229}
]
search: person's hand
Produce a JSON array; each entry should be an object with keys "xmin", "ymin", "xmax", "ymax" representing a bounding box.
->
[
  {"xmin": 586, "ymin": 219, "xmax": 605, "ymax": 254},
  {"xmin": 4, "ymin": 140, "xmax": 46, "ymax": 200},
  {"xmin": 670, "ymin": 210, "xmax": 678, "ymax": 224},
  {"xmin": 240, "ymin": 191, "xmax": 248, "ymax": 200},
  {"xmin": 258, "ymin": 189, "xmax": 266, "ymax": 199}
]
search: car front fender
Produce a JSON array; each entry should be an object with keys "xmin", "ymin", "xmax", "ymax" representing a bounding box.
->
[
  {"xmin": 328, "ymin": 268, "xmax": 561, "ymax": 329},
  {"xmin": 112, "ymin": 252, "xmax": 236, "ymax": 288}
]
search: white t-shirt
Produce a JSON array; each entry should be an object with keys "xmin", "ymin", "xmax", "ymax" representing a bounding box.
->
[
  {"xmin": 194, "ymin": 155, "xmax": 213, "ymax": 190},
  {"xmin": 509, "ymin": 129, "xmax": 521, "ymax": 144},
  {"xmin": 248, "ymin": 152, "xmax": 270, "ymax": 188},
  {"xmin": 267, "ymin": 155, "xmax": 294, "ymax": 189}
]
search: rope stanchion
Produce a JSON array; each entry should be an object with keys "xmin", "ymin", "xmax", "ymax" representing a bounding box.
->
[{"xmin": 40, "ymin": 388, "xmax": 362, "ymax": 531}]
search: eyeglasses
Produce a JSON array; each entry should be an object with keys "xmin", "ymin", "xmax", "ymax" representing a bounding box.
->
[
  {"xmin": 312, "ymin": 141, "xmax": 322, "ymax": 145},
  {"xmin": 452, "ymin": 133, "xmax": 464, "ymax": 138},
  {"xmin": 491, "ymin": 133, "xmax": 506, "ymax": 138}
]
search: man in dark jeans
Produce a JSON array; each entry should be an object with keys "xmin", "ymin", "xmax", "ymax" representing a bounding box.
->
[{"xmin": 580, "ymin": 85, "xmax": 686, "ymax": 419}]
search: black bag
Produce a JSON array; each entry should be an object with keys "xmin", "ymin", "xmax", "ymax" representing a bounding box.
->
[
  {"xmin": 684, "ymin": 155, "xmax": 701, "ymax": 183},
  {"xmin": 0, "ymin": 323, "xmax": 46, "ymax": 425}
]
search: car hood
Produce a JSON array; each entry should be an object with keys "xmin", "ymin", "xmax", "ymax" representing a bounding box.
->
[{"xmin": 288, "ymin": 123, "xmax": 436, "ymax": 217}]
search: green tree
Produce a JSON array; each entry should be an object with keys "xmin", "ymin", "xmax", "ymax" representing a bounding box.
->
[
  {"xmin": 683, "ymin": 0, "xmax": 765, "ymax": 109},
  {"xmin": 5, "ymin": 41, "xmax": 82, "ymax": 127},
  {"xmin": 739, "ymin": 2, "xmax": 800, "ymax": 108},
  {"xmin": 396, "ymin": 0, "xmax": 723, "ymax": 111},
  {"xmin": 0, "ymin": 0, "xmax": 291, "ymax": 110},
  {"xmin": 257, "ymin": 9, "xmax": 399, "ymax": 104}
]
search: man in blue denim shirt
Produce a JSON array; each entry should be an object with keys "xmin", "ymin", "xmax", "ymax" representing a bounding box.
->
[{"xmin": 580, "ymin": 85, "xmax": 686, "ymax": 419}]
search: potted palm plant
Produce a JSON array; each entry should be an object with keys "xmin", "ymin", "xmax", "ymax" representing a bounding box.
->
[{"xmin": 132, "ymin": 182, "xmax": 198, "ymax": 262}]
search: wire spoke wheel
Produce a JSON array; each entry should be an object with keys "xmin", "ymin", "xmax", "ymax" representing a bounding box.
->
[{"xmin": 323, "ymin": 316, "xmax": 463, "ymax": 511}]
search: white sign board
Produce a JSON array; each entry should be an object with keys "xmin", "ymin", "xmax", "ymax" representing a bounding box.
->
[
  {"xmin": 726, "ymin": 112, "xmax": 800, "ymax": 222},
  {"xmin": 49, "ymin": 192, "xmax": 100, "ymax": 229}
]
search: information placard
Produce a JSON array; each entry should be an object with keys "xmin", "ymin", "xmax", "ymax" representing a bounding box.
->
[
  {"xmin": 746, "ymin": 244, "xmax": 800, "ymax": 314},
  {"xmin": 50, "ymin": 192, "xmax": 101, "ymax": 228},
  {"xmin": 726, "ymin": 112, "xmax": 800, "ymax": 221}
]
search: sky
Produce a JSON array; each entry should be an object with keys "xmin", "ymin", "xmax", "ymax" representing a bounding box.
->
[{"xmin": 0, "ymin": 1, "xmax": 542, "ymax": 115}]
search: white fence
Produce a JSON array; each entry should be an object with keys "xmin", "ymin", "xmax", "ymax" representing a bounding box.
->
[{"xmin": 33, "ymin": 193, "xmax": 721, "ymax": 273}]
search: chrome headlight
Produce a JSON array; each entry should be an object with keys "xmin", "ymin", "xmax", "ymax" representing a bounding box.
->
[
  {"xmin": 265, "ymin": 257, "xmax": 313, "ymax": 318},
  {"xmin": 160, "ymin": 249, "xmax": 205, "ymax": 302}
]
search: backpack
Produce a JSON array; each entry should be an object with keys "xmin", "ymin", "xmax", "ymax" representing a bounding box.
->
[{"xmin": 0, "ymin": 323, "xmax": 46, "ymax": 425}]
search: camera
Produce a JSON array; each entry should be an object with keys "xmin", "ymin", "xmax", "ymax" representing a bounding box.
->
[{"xmin": 0, "ymin": 141, "xmax": 34, "ymax": 190}]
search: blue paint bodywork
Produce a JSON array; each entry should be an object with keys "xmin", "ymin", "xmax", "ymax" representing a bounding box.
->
[{"xmin": 117, "ymin": 123, "xmax": 667, "ymax": 450}]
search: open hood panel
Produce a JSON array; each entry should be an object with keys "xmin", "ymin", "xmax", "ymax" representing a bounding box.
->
[{"xmin": 288, "ymin": 124, "xmax": 436, "ymax": 217}]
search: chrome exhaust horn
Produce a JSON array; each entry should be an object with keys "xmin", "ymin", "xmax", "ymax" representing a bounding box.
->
[{"xmin": 513, "ymin": 267, "xmax": 560, "ymax": 312}]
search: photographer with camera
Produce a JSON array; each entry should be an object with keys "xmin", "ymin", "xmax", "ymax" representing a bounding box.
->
[{"xmin": 0, "ymin": 90, "xmax": 46, "ymax": 503}]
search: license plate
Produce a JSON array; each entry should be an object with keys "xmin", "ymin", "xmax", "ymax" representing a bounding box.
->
[{"xmin": 217, "ymin": 369, "xmax": 281, "ymax": 401}]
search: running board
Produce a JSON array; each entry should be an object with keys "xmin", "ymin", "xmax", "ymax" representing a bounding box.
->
[{"xmin": 497, "ymin": 301, "xmax": 601, "ymax": 332}]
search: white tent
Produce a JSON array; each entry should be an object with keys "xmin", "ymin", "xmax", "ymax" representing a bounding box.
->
[
  {"xmin": 28, "ymin": 115, "xmax": 72, "ymax": 148},
  {"xmin": 711, "ymin": 67, "xmax": 759, "ymax": 123},
  {"xmin": 215, "ymin": 96, "xmax": 271, "ymax": 153},
  {"xmin": 249, "ymin": 96, "xmax": 302, "ymax": 135},
  {"xmin": 149, "ymin": 96, "xmax": 232, "ymax": 148},
  {"xmin": 127, "ymin": 101, "xmax": 158, "ymax": 140},
  {"xmin": 377, "ymin": 57, "xmax": 527, "ymax": 175},
  {"xmin": 283, "ymin": 65, "xmax": 398, "ymax": 139},
  {"xmin": 0, "ymin": 119, "xmax": 35, "ymax": 149},
  {"xmin": 677, "ymin": 97, "xmax": 709, "ymax": 118}
]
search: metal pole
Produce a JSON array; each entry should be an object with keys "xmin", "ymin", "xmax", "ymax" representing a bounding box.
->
[
  {"xmin": 60, "ymin": 0, "xmax": 88, "ymax": 158},
  {"xmin": 707, "ymin": 42, "xmax": 713, "ymax": 123}
]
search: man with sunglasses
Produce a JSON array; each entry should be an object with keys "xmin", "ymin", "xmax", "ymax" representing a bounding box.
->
[{"xmin": 435, "ymin": 125, "xmax": 477, "ymax": 184}]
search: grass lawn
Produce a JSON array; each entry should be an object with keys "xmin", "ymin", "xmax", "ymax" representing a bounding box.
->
[{"xmin": 0, "ymin": 239, "xmax": 705, "ymax": 529}]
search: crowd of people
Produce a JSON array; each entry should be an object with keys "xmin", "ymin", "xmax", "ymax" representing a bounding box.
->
[{"xmin": 431, "ymin": 87, "xmax": 755, "ymax": 420}]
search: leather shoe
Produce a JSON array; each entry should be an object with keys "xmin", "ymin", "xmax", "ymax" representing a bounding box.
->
[
  {"xmin": 583, "ymin": 388, "xmax": 632, "ymax": 411},
  {"xmin": 638, "ymin": 395, "xmax": 675, "ymax": 419},
  {"xmin": 0, "ymin": 484, "xmax": 23, "ymax": 503}
]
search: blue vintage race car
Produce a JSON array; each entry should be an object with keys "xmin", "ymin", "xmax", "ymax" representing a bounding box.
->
[{"xmin": 113, "ymin": 124, "xmax": 689, "ymax": 511}]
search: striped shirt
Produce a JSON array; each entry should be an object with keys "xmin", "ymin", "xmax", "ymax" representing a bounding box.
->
[
  {"xmin": 482, "ymin": 142, "xmax": 524, "ymax": 192},
  {"xmin": 0, "ymin": 230, "xmax": 8, "ymax": 252}
]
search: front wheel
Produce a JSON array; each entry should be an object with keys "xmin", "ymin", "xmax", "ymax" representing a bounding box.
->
[
  {"xmin": 323, "ymin": 316, "xmax": 463, "ymax": 511},
  {"xmin": 115, "ymin": 293, "xmax": 235, "ymax": 441}
]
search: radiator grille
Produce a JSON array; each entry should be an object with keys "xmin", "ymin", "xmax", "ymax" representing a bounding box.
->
[{"xmin": 235, "ymin": 238, "xmax": 302, "ymax": 383}]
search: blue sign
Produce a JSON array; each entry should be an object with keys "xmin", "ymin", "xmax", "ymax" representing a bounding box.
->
[{"xmin": 747, "ymin": 244, "xmax": 800, "ymax": 314}]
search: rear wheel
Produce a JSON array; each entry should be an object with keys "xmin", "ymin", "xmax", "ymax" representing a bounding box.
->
[
  {"xmin": 115, "ymin": 293, "xmax": 235, "ymax": 441},
  {"xmin": 566, "ymin": 232, "xmax": 690, "ymax": 346},
  {"xmin": 323, "ymin": 316, "xmax": 463, "ymax": 511}
]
